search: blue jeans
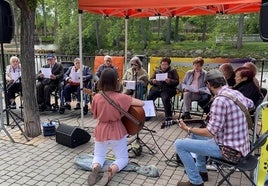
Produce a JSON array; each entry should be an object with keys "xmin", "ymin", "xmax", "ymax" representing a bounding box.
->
[{"xmin": 174, "ymin": 134, "xmax": 222, "ymax": 185}]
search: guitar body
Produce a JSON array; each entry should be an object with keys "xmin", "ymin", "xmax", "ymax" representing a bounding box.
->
[{"xmin": 122, "ymin": 106, "xmax": 145, "ymax": 135}]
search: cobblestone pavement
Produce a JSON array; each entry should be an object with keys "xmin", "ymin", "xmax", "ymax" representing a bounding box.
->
[{"xmin": 0, "ymin": 108, "xmax": 253, "ymax": 186}]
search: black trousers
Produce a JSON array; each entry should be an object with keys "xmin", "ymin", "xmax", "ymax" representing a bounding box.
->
[
  {"xmin": 147, "ymin": 87, "xmax": 176, "ymax": 118},
  {"xmin": 7, "ymin": 82, "xmax": 22, "ymax": 104},
  {"xmin": 36, "ymin": 82, "xmax": 57, "ymax": 107}
]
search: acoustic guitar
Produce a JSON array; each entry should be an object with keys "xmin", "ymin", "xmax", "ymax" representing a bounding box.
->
[
  {"xmin": 121, "ymin": 105, "xmax": 145, "ymax": 135},
  {"xmin": 84, "ymin": 88, "xmax": 145, "ymax": 135},
  {"xmin": 83, "ymin": 88, "xmax": 93, "ymax": 96}
]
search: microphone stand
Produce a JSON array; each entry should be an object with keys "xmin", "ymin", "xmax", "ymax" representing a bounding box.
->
[
  {"xmin": 129, "ymin": 68, "xmax": 156, "ymax": 155},
  {"xmin": 0, "ymin": 43, "xmax": 28, "ymax": 141}
]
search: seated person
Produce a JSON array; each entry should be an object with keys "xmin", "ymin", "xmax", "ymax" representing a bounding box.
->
[
  {"xmin": 219, "ymin": 63, "xmax": 236, "ymax": 88},
  {"xmin": 36, "ymin": 53, "xmax": 64, "ymax": 111},
  {"xmin": 243, "ymin": 62, "xmax": 260, "ymax": 88},
  {"xmin": 62, "ymin": 58, "xmax": 93, "ymax": 109},
  {"xmin": 147, "ymin": 57, "xmax": 179, "ymax": 125},
  {"xmin": 94, "ymin": 55, "xmax": 119, "ymax": 93},
  {"xmin": 233, "ymin": 66, "xmax": 263, "ymax": 108},
  {"xmin": 122, "ymin": 56, "xmax": 149, "ymax": 99},
  {"xmin": 179, "ymin": 57, "xmax": 210, "ymax": 119},
  {"xmin": 6, "ymin": 56, "xmax": 22, "ymax": 109},
  {"xmin": 95, "ymin": 55, "xmax": 118, "ymax": 81}
]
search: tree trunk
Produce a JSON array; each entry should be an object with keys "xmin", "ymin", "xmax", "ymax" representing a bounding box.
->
[
  {"xmin": 42, "ymin": 0, "xmax": 46, "ymax": 36},
  {"xmin": 236, "ymin": 14, "xmax": 244, "ymax": 49},
  {"xmin": 174, "ymin": 16, "xmax": 179, "ymax": 43},
  {"xmin": 95, "ymin": 20, "xmax": 101, "ymax": 49},
  {"xmin": 15, "ymin": 0, "xmax": 41, "ymax": 137},
  {"xmin": 166, "ymin": 17, "xmax": 172, "ymax": 44},
  {"xmin": 140, "ymin": 19, "xmax": 148, "ymax": 49},
  {"xmin": 201, "ymin": 19, "xmax": 207, "ymax": 42}
]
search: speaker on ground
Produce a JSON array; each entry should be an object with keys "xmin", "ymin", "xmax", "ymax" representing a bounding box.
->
[
  {"xmin": 0, "ymin": 0, "xmax": 14, "ymax": 43},
  {"xmin": 260, "ymin": 0, "xmax": 268, "ymax": 42},
  {"xmin": 56, "ymin": 124, "xmax": 91, "ymax": 148}
]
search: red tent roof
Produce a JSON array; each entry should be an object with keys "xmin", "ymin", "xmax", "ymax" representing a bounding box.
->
[{"xmin": 78, "ymin": 0, "xmax": 261, "ymax": 17}]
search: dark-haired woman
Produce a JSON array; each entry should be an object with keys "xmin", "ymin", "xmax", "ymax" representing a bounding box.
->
[{"xmin": 88, "ymin": 68, "xmax": 144, "ymax": 186}]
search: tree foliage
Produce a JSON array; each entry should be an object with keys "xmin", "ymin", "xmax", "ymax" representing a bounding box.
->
[{"xmin": 34, "ymin": 1, "xmax": 260, "ymax": 55}]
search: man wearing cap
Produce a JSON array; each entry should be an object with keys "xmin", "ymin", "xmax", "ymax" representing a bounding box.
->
[
  {"xmin": 36, "ymin": 53, "xmax": 64, "ymax": 111},
  {"xmin": 174, "ymin": 69, "xmax": 254, "ymax": 186}
]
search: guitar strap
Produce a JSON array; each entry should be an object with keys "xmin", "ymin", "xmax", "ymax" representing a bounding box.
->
[
  {"xmin": 100, "ymin": 91, "xmax": 141, "ymax": 126},
  {"xmin": 215, "ymin": 93, "xmax": 253, "ymax": 129}
]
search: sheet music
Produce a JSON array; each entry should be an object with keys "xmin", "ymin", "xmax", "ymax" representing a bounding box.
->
[
  {"xmin": 156, "ymin": 73, "xmax": 168, "ymax": 81},
  {"xmin": 70, "ymin": 73, "xmax": 80, "ymax": 83},
  {"xmin": 10, "ymin": 72, "xmax": 20, "ymax": 81},
  {"xmin": 143, "ymin": 100, "xmax": 156, "ymax": 117},
  {"xmin": 41, "ymin": 68, "xmax": 52, "ymax": 79},
  {"xmin": 125, "ymin": 81, "xmax": 136, "ymax": 90}
]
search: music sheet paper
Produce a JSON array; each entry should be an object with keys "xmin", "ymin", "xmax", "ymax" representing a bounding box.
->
[
  {"xmin": 41, "ymin": 68, "xmax": 52, "ymax": 79},
  {"xmin": 70, "ymin": 73, "xmax": 80, "ymax": 83},
  {"xmin": 125, "ymin": 81, "xmax": 136, "ymax": 90},
  {"xmin": 156, "ymin": 73, "xmax": 168, "ymax": 81},
  {"xmin": 143, "ymin": 100, "xmax": 156, "ymax": 117},
  {"xmin": 10, "ymin": 72, "xmax": 20, "ymax": 82}
]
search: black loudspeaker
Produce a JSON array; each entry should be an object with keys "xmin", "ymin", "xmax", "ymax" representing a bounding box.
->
[
  {"xmin": 56, "ymin": 124, "xmax": 91, "ymax": 148},
  {"xmin": 0, "ymin": 1, "xmax": 14, "ymax": 43},
  {"xmin": 260, "ymin": 0, "xmax": 268, "ymax": 42}
]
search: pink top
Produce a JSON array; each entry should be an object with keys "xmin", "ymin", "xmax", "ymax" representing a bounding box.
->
[{"xmin": 91, "ymin": 91, "xmax": 132, "ymax": 142}]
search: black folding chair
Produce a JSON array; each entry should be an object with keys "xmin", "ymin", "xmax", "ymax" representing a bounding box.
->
[{"xmin": 209, "ymin": 131, "xmax": 268, "ymax": 186}]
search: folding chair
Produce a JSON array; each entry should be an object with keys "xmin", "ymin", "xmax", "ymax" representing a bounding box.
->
[{"xmin": 209, "ymin": 131, "xmax": 268, "ymax": 186}]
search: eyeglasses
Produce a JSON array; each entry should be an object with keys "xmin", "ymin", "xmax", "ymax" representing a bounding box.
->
[{"xmin": 131, "ymin": 63, "xmax": 138, "ymax": 66}]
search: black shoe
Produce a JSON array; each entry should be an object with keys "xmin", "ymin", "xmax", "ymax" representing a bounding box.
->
[
  {"xmin": 45, "ymin": 105, "xmax": 51, "ymax": 111},
  {"xmin": 181, "ymin": 112, "xmax": 192, "ymax": 120},
  {"xmin": 63, "ymin": 103, "xmax": 71, "ymax": 110},
  {"xmin": 9, "ymin": 102, "xmax": 16, "ymax": 109},
  {"xmin": 83, "ymin": 104, "xmax": 89, "ymax": 115},
  {"xmin": 145, "ymin": 117, "xmax": 152, "ymax": 121},
  {"xmin": 199, "ymin": 172, "xmax": 208, "ymax": 182},
  {"xmin": 184, "ymin": 170, "xmax": 208, "ymax": 182},
  {"xmin": 161, "ymin": 118, "xmax": 174, "ymax": 129},
  {"xmin": 74, "ymin": 102, "xmax": 81, "ymax": 110}
]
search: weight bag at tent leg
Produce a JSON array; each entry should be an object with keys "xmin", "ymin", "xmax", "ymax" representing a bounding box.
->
[{"xmin": 56, "ymin": 124, "xmax": 91, "ymax": 148}]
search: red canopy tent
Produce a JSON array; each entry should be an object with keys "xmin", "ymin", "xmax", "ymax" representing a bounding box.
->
[
  {"xmin": 78, "ymin": 0, "xmax": 261, "ymax": 17},
  {"xmin": 76, "ymin": 0, "xmax": 262, "ymax": 127}
]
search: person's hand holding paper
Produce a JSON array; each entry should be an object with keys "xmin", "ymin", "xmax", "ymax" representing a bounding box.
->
[
  {"xmin": 156, "ymin": 73, "xmax": 168, "ymax": 81},
  {"xmin": 41, "ymin": 68, "xmax": 52, "ymax": 79}
]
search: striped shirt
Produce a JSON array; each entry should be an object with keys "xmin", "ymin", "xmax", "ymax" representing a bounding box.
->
[{"xmin": 207, "ymin": 86, "xmax": 254, "ymax": 156}]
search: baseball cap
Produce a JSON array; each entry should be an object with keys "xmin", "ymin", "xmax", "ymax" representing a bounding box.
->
[
  {"xmin": 205, "ymin": 69, "xmax": 224, "ymax": 81},
  {"xmin": 47, "ymin": 53, "xmax": 55, "ymax": 60}
]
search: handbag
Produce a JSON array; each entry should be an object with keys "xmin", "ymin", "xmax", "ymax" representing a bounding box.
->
[
  {"xmin": 100, "ymin": 91, "xmax": 145, "ymax": 135},
  {"xmin": 219, "ymin": 145, "xmax": 242, "ymax": 163}
]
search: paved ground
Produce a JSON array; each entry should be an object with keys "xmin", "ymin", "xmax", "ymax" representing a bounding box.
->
[{"xmin": 0, "ymin": 104, "xmax": 254, "ymax": 186}]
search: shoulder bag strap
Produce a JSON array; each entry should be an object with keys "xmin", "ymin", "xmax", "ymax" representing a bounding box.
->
[
  {"xmin": 100, "ymin": 91, "xmax": 141, "ymax": 125},
  {"xmin": 216, "ymin": 94, "xmax": 253, "ymax": 129}
]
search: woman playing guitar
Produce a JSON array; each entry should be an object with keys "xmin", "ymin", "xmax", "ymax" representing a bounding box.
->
[{"xmin": 87, "ymin": 68, "xmax": 144, "ymax": 186}]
